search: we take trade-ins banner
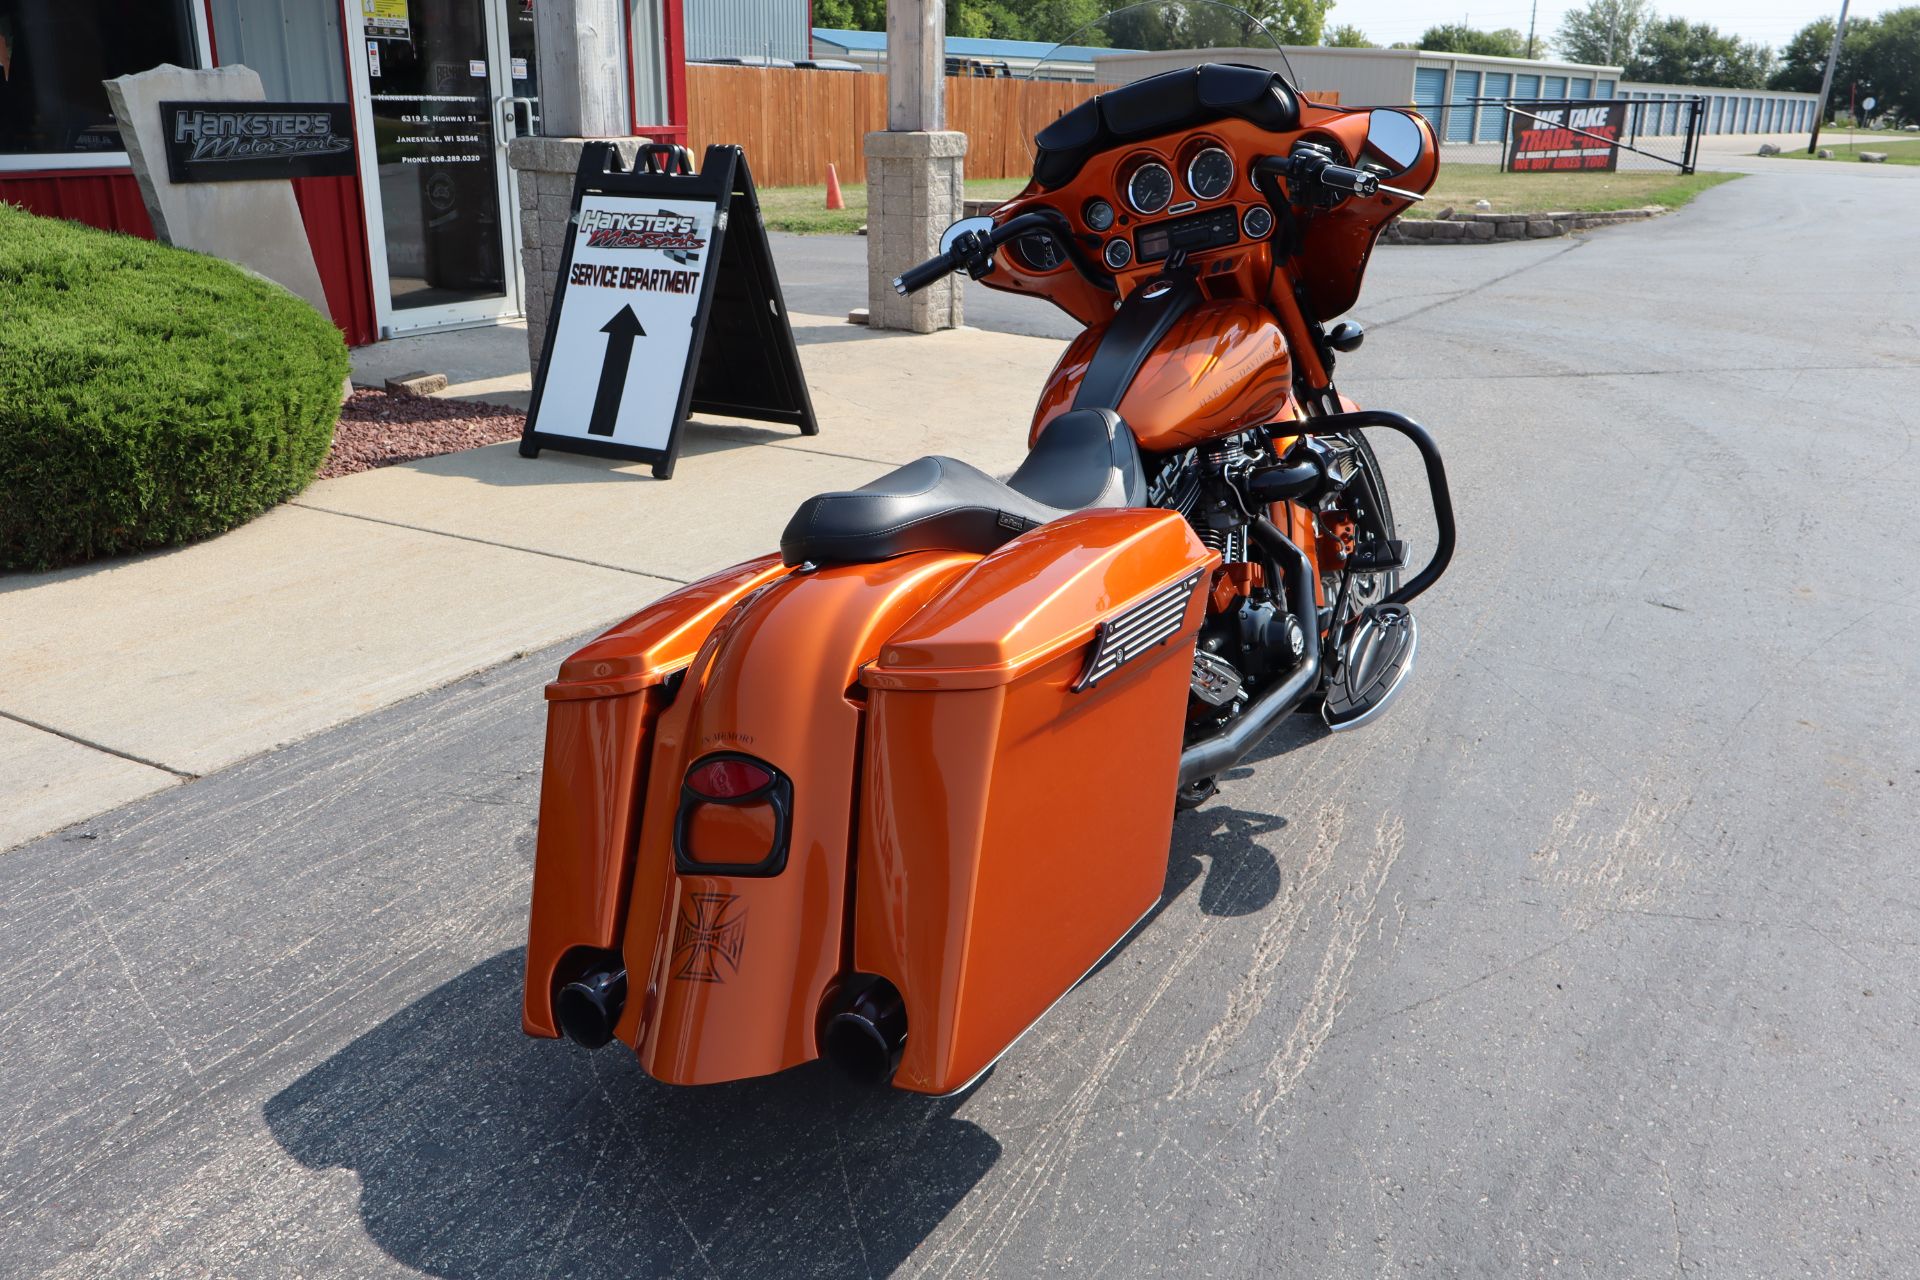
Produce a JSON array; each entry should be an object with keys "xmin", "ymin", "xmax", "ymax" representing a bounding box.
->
[{"xmin": 1504, "ymin": 101, "xmax": 1625, "ymax": 173}]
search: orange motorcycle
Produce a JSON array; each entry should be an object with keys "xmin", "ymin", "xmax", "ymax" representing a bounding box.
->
[{"xmin": 521, "ymin": 54, "xmax": 1455, "ymax": 1094}]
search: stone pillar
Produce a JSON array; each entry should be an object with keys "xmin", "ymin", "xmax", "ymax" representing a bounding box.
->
[
  {"xmin": 865, "ymin": 0, "xmax": 963, "ymax": 333},
  {"xmin": 507, "ymin": 0, "xmax": 632, "ymax": 370},
  {"xmin": 508, "ymin": 136, "xmax": 645, "ymax": 366},
  {"xmin": 864, "ymin": 130, "xmax": 966, "ymax": 333}
]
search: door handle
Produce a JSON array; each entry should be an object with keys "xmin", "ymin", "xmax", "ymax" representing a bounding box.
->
[{"xmin": 509, "ymin": 96, "xmax": 537, "ymax": 139}]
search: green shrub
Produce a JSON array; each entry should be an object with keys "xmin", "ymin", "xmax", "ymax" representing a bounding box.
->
[{"xmin": 0, "ymin": 203, "xmax": 349, "ymax": 571}]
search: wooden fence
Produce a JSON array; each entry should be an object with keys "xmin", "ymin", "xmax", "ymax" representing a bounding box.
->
[
  {"xmin": 687, "ymin": 65, "xmax": 1338, "ymax": 189},
  {"xmin": 687, "ymin": 65, "xmax": 1099, "ymax": 187}
]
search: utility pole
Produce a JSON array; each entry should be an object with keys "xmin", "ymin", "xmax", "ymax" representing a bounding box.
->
[
  {"xmin": 1807, "ymin": 0, "xmax": 1851, "ymax": 154},
  {"xmin": 1526, "ymin": 0, "xmax": 1539, "ymax": 59}
]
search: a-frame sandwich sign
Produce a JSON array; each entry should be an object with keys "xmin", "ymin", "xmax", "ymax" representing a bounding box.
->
[{"xmin": 519, "ymin": 143, "xmax": 818, "ymax": 479}]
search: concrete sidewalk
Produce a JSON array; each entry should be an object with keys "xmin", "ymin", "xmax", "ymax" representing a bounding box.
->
[{"xmin": 0, "ymin": 313, "xmax": 1066, "ymax": 851}]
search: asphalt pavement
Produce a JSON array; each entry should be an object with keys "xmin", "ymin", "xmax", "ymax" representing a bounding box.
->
[{"xmin": 3, "ymin": 162, "xmax": 1918, "ymax": 1277}]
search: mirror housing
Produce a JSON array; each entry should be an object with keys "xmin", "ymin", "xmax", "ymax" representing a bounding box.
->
[
  {"xmin": 939, "ymin": 215, "xmax": 994, "ymax": 255},
  {"xmin": 1362, "ymin": 109, "xmax": 1426, "ymax": 176}
]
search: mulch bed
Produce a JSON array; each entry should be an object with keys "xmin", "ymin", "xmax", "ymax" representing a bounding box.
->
[{"xmin": 318, "ymin": 388, "xmax": 526, "ymax": 479}]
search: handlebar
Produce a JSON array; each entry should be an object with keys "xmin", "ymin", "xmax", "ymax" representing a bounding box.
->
[
  {"xmin": 894, "ymin": 254, "xmax": 957, "ymax": 295},
  {"xmin": 1253, "ymin": 149, "xmax": 1380, "ymax": 198},
  {"xmin": 893, "ymin": 210, "xmax": 1114, "ymax": 297},
  {"xmin": 893, "ymin": 145, "xmax": 1414, "ymax": 298}
]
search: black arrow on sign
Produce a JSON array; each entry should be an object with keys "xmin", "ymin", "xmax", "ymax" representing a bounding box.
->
[{"xmin": 587, "ymin": 305, "xmax": 646, "ymax": 437}]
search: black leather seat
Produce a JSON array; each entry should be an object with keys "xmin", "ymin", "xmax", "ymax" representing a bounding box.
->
[{"xmin": 779, "ymin": 408, "xmax": 1145, "ymax": 566}]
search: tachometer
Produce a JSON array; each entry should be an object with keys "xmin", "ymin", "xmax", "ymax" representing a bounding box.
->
[
  {"xmin": 1126, "ymin": 162, "xmax": 1174, "ymax": 215},
  {"xmin": 1186, "ymin": 147, "xmax": 1234, "ymax": 200}
]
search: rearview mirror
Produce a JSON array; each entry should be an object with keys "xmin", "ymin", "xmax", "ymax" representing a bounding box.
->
[
  {"xmin": 1363, "ymin": 110, "xmax": 1425, "ymax": 176},
  {"xmin": 939, "ymin": 216, "xmax": 994, "ymax": 255}
]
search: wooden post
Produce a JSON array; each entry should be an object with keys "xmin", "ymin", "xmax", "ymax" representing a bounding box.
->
[
  {"xmin": 887, "ymin": 0, "xmax": 945, "ymax": 131},
  {"xmin": 535, "ymin": 0, "xmax": 630, "ymax": 137}
]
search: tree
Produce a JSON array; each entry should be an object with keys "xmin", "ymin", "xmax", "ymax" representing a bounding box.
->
[
  {"xmin": 1626, "ymin": 17, "xmax": 1774, "ymax": 88},
  {"xmin": 1768, "ymin": 10, "xmax": 1920, "ymax": 123},
  {"xmin": 1856, "ymin": 6, "xmax": 1920, "ymax": 121},
  {"xmin": 1106, "ymin": 0, "xmax": 1333, "ymax": 50},
  {"xmin": 943, "ymin": 0, "xmax": 1103, "ymax": 41},
  {"xmin": 811, "ymin": 0, "xmax": 885, "ymax": 31},
  {"xmin": 1555, "ymin": 0, "xmax": 1654, "ymax": 66},
  {"xmin": 1323, "ymin": 24, "xmax": 1375, "ymax": 48},
  {"xmin": 1417, "ymin": 23, "xmax": 1528, "ymax": 58}
]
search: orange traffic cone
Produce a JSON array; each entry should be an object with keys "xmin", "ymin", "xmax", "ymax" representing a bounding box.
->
[{"xmin": 825, "ymin": 163, "xmax": 846, "ymax": 211}]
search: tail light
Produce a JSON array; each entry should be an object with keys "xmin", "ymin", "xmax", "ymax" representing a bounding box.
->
[{"xmin": 673, "ymin": 752, "xmax": 792, "ymax": 875}]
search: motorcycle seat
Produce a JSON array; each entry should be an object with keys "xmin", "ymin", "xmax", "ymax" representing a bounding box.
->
[{"xmin": 779, "ymin": 408, "xmax": 1145, "ymax": 566}]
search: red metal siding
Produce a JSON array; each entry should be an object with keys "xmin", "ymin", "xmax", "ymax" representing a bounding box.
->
[
  {"xmin": 0, "ymin": 171, "xmax": 156, "ymax": 239},
  {"xmin": 2, "ymin": 168, "xmax": 377, "ymax": 346},
  {"xmin": 293, "ymin": 175, "xmax": 379, "ymax": 346}
]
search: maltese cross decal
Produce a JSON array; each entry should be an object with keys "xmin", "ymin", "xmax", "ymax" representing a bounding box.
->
[{"xmin": 672, "ymin": 892, "xmax": 747, "ymax": 983}]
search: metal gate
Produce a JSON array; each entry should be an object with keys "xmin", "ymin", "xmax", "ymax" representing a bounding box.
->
[{"xmin": 1416, "ymin": 96, "xmax": 1704, "ymax": 174}]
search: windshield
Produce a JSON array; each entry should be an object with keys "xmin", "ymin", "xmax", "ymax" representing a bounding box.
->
[
  {"xmin": 1022, "ymin": 1, "xmax": 1298, "ymax": 90},
  {"xmin": 1016, "ymin": 2, "xmax": 1300, "ymax": 173}
]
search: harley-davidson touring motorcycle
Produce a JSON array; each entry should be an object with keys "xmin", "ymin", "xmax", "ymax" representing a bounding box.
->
[{"xmin": 522, "ymin": 12, "xmax": 1455, "ymax": 1095}]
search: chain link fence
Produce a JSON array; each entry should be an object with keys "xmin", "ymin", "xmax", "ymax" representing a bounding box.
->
[{"xmin": 1415, "ymin": 98, "xmax": 1704, "ymax": 173}]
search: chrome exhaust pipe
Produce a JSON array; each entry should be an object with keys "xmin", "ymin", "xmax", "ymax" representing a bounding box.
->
[
  {"xmin": 822, "ymin": 979, "xmax": 907, "ymax": 1084},
  {"xmin": 555, "ymin": 967, "xmax": 627, "ymax": 1050},
  {"xmin": 1178, "ymin": 518, "xmax": 1322, "ymax": 786}
]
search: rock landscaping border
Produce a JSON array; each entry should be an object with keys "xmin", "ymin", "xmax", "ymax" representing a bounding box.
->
[{"xmin": 1383, "ymin": 206, "xmax": 1666, "ymax": 244}]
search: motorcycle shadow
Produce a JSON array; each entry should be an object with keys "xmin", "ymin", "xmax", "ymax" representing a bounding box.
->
[
  {"xmin": 1163, "ymin": 710, "xmax": 1326, "ymax": 920},
  {"xmin": 264, "ymin": 949, "xmax": 1000, "ymax": 1280}
]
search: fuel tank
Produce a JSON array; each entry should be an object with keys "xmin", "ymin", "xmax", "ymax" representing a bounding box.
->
[{"xmin": 1031, "ymin": 297, "xmax": 1293, "ymax": 454}]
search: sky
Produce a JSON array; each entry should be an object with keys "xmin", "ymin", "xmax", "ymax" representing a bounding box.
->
[{"xmin": 1329, "ymin": 1, "xmax": 1893, "ymax": 52}]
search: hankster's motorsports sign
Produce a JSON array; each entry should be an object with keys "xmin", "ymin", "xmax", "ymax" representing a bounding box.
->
[
  {"xmin": 1504, "ymin": 101, "xmax": 1626, "ymax": 173},
  {"xmin": 160, "ymin": 102, "xmax": 357, "ymax": 183}
]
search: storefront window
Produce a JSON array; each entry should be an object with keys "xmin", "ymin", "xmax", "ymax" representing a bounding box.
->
[
  {"xmin": 630, "ymin": 0, "xmax": 669, "ymax": 129},
  {"xmin": 0, "ymin": 0, "xmax": 199, "ymax": 156},
  {"xmin": 209, "ymin": 0, "xmax": 347, "ymax": 104}
]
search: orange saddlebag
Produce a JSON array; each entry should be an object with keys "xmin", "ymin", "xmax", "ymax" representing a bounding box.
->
[{"xmin": 854, "ymin": 509, "xmax": 1215, "ymax": 1094}]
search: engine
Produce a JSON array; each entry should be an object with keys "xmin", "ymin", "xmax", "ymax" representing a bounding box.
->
[{"xmin": 1150, "ymin": 433, "xmax": 1310, "ymax": 734}]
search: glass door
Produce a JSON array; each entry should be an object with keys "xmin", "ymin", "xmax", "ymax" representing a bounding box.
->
[{"xmin": 363, "ymin": 0, "xmax": 530, "ymax": 330}]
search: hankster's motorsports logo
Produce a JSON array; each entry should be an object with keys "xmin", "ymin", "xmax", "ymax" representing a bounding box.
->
[
  {"xmin": 160, "ymin": 101, "xmax": 357, "ymax": 183},
  {"xmin": 580, "ymin": 207, "xmax": 707, "ymax": 257}
]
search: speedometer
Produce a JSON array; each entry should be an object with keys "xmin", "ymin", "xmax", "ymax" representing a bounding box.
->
[
  {"xmin": 1126, "ymin": 162, "xmax": 1174, "ymax": 215},
  {"xmin": 1186, "ymin": 147, "xmax": 1234, "ymax": 200}
]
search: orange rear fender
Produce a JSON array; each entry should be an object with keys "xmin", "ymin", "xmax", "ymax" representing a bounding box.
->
[
  {"xmin": 615, "ymin": 552, "xmax": 980, "ymax": 1085},
  {"xmin": 522, "ymin": 555, "xmax": 789, "ymax": 1037}
]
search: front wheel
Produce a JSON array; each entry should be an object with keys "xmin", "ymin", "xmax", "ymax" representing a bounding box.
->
[{"xmin": 1299, "ymin": 429, "xmax": 1398, "ymax": 710}]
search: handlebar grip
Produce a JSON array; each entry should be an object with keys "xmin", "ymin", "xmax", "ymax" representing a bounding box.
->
[
  {"xmin": 893, "ymin": 254, "xmax": 956, "ymax": 296},
  {"xmin": 1316, "ymin": 164, "xmax": 1380, "ymax": 196}
]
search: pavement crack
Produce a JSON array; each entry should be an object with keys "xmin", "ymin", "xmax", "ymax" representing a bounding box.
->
[
  {"xmin": 0, "ymin": 710, "xmax": 196, "ymax": 780},
  {"xmin": 1369, "ymin": 238, "xmax": 1586, "ymax": 330},
  {"xmin": 287, "ymin": 501, "xmax": 690, "ymax": 582}
]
